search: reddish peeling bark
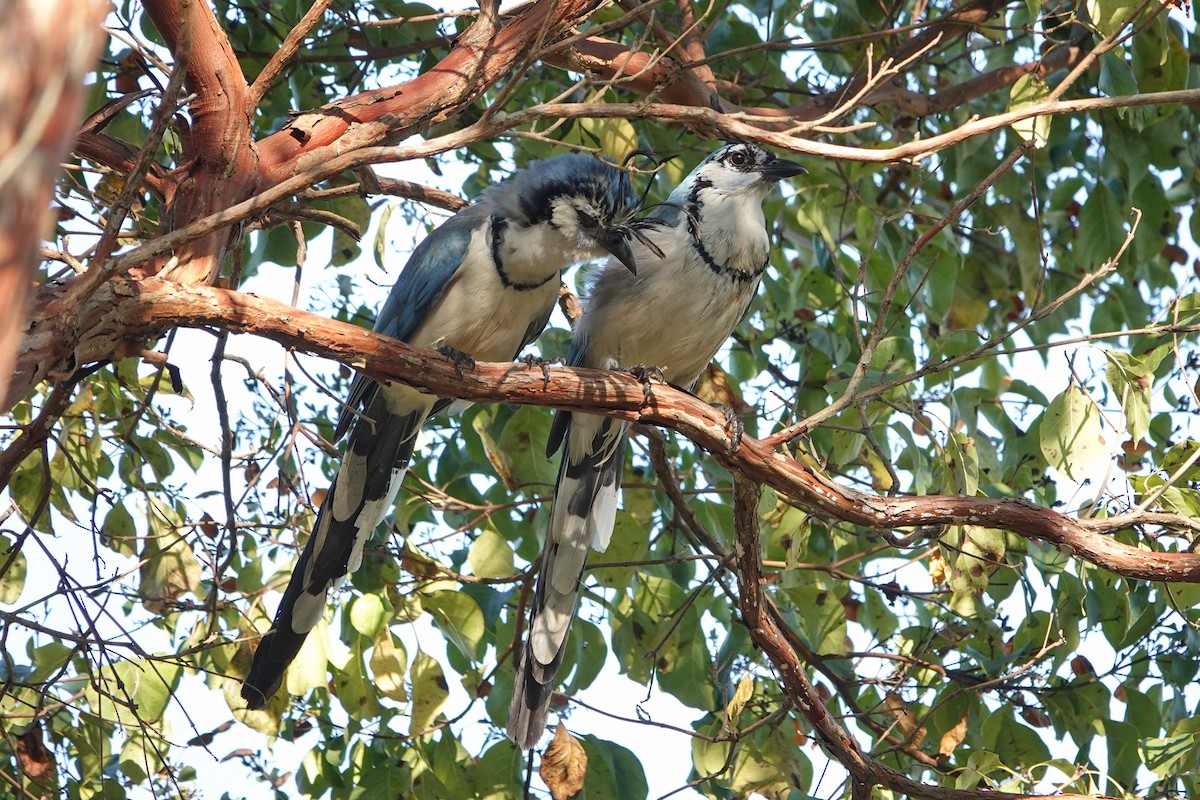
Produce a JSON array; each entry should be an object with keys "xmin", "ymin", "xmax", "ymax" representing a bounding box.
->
[
  {"xmin": 0, "ymin": 0, "xmax": 107, "ymax": 408},
  {"xmin": 255, "ymin": 0, "xmax": 605, "ymax": 186},
  {"xmin": 9, "ymin": 0, "xmax": 608, "ymax": 410},
  {"xmin": 541, "ymin": 36, "xmax": 724, "ymax": 109},
  {"xmin": 136, "ymin": 0, "xmax": 259, "ymax": 285}
]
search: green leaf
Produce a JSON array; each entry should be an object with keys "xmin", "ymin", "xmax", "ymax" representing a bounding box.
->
[
  {"xmin": 943, "ymin": 431, "xmax": 980, "ymax": 495},
  {"xmin": 1142, "ymin": 725, "xmax": 1200, "ymax": 778},
  {"xmin": 9, "ymin": 451, "xmax": 48, "ymax": 532},
  {"xmin": 333, "ymin": 640, "xmax": 382, "ymax": 720},
  {"xmin": 729, "ymin": 726, "xmax": 810, "ymax": 797},
  {"xmin": 349, "ymin": 593, "xmax": 389, "ymax": 637},
  {"xmin": 102, "ymin": 502, "xmax": 139, "ymax": 558},
  {"xmin": 0, "ymin": 535, "xmax": 27, "ymax": 604},
  {"xmin": 1175, "ymin": 293, "xmax": 1200, "ymax": 326},
  {"xmin": 1132, "ymin": 15, "xmax": 1189, "ymax": 94},
  {"xmin": 374, "ymin": 202, "xmax": 396, "ymax": 269},
  {"xmin": 119, "ymin": 726, "xmax": 167, "ymax": 784},
  {"xmin": 1077, "ymin": 181, "xmax": 1126, "ymax": 268},
  {"xmin": 84, "ymin": 657, "xmax": 181, "ymax": 727},
  {"xmin": 1039, "ymin": 386, "xmax": 1106, "ymax": 481},
  {"xmin": 468, "ymin": 528, "xmax": 515, "ymax": 579},
  {"xmin": 495, "ymin": 409, "xmax": 556, "ymax": 489},
  {"xmin": 581, "ymin": 736, "xmax": 649, "ymax": 800},
  {"xmin": 594, "ymin": 512, "xmax": 650, "ymax": 589},
  {"xmin": 579, "ymin": 117, "xmax": 639, "ymax": 161},
  {"xmin": 1008, "ymin": 74, "xmax": 1051, "ymax": 147},
  {"xmin": 1161, "ymin": 440, "xmax": 1200, "ymax": 481},
  {"xmin": 1104, "ymin": 346, "xmax": 1167, "ymax": 443},
  {"xmin": 423, "ymin": 590, "xmax": 485, "ymax": 662},
  {"xmin": 561, "ymin": 618, "xmax": 608, "ymax": 696},
  {"xmin": 948, "ymin": 525, "xmax": 1007, "ymax": 606},
  {"xmin": 285, "ymin": 614, "xmax": 330, "ymax": 697},
  {"xmin": 474, "ymin": 739, "xmax": 523, "ymax": 799},
  {"xmin": 323, "ymin": 194, "xmax": 371, "ymax": 267},
  {"xmin": 139, "ymin": 530, "xmax": 202, "ymax": 615},
  {"xmin": 1086, "ymin": 0, "xmax": 1142, "ymax": 38},
  {"xmin": 1099, "ymin": 52, "xmax": 1139, "ymax": 100},
  {"xmin": 409, "ymin": 651, "xmax": 449, "ymax": 736}
]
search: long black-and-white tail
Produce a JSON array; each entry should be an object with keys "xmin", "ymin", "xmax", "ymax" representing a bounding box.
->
[
  {"xmin": 507, "ymin": 414, "xmax": 627, "ymax": 748},
  {"xmin": 241, "ymin": 384, "xmax": 434, "ymax": 708}
]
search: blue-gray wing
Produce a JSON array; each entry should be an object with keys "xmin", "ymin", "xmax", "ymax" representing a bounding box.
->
[
  {"xmin": 337, "ymin": 210, "xmax": 483, "ymax": 438},
  {"xmin": 373, "ymin": 209, "xmax": 482, "ymax": 343}
]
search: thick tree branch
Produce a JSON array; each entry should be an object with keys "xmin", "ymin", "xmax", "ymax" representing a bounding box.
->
[
  {"xmin": 12, "ymin": 83, "xmax": 1194, "ymax": 405},
  {"xmin": 13, "ymin": 279, "xmax": 1199, "ymax": 587},
  {"xmin": 254, "ymin": 0, "xmax": 605, "ymax": 186},
  {"xmin": 0, "ymin": 0, "xmax": 107, "ymax": 410},
  {"xmin": 73, "ymin": 132, "xmax": 170, "ymax": 199},
  {"xmin": 135, "ymin": 0, "xmax": 258, "ymax": 285},
  {"xmin": 542, "ymin": 0, "xmax": 1024, "ymax": 125}
]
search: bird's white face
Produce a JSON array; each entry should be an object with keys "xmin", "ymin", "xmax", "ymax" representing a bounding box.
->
[
  {"xmin": 548, "ymin": 194, "xmax": 640, "ymax": 274},
  {"xmin": 690, "ymin": 143, "xmax": 780, "ymax": 198}
]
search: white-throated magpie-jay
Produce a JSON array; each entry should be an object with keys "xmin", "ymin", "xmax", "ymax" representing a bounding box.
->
[
  {"xmin": 243, "ymin": 154, "xmax": 647, "ymax": 709},
  {"xmin": 508, "ymin": 142, "xmax": 805, "ymax": 748}
]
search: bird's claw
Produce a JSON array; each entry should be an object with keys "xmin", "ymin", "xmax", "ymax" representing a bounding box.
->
[
  {"xmin": 712, "ymin": 403, "xmax": 744, "ymax": 453},
  {"xmin": 438, "ymin": 346, "xmax": 476, "ymax": 379},
  {"xmin": 521, "ymin": 354, "xmax": 554, "ymax": 391},
  {"xmin": 626, "ymin": 364, "xmax": 664, "ymax": 404}
]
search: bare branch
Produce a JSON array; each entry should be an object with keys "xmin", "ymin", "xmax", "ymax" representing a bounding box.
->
[{"xmin": 14, "ymin": 278, "xmax": 1199, "ymax": 586}]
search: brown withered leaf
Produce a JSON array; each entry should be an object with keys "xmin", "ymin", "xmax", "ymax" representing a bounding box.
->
[
  {"xmin": 198, "ymin": 512, "xmax": 219, "ymax": 539},
  {"xmin": 1020, "ymin": 706, "xmax": 1052, "ymax": 728},
  {"xmin": 693, "ymin": 363, "xmax": 753, "ymax": 414},
  {"xmin": 16, "ymin": 721, "xmax": 54, "ymax": 784},
  {"xmin": 558, "ymin": 283, "xmax": 584, "ymax": 327},
  {"xmin": 539, "ymin": 724, "xmax": 588, "ymax": 800},
  {"xmin": 791, "ymin": 717, "xmax": 809, "ymax": 746},
  {"xmin": 938, "ymin": 708, "xmax": 968, "ymax": 756},
  {"xmin": 885, "ymin": 692, "xmax": 926, "ymax": 746}
]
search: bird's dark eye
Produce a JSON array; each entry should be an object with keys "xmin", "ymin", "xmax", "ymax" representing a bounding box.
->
[
  {"xmin": 577, "ymin": 209, "xmax": 599, "ymax": 229},
  {"xmin": 728, "ymin": 150, "xmax": 749, "ymax": 168}
]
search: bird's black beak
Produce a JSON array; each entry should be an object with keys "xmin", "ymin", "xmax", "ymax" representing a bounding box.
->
[
  {"xmin": 760, "ymin": 155, "xmax": 806, "ymax": 182},
  {"xmin": 599, "ymin": 230, "xmax": 638, "ymax": 275}
]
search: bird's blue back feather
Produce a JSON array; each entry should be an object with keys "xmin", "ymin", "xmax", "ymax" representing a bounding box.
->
[{"xmin": 372, "ymin": 208, "xmax": 485, "ymax": 344}]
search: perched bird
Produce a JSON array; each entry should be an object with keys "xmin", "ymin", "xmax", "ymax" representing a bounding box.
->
[
  {"xmin": 242, "ymin": 154, "xmax": 646, "ymax": 709},
  {"xmin": 507, "ymin": 142, "xmax": 805, "ymax": 748}
]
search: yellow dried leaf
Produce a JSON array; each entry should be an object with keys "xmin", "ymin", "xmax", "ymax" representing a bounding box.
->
[
  {"xmin": 885, "ymin": 692, "xmax": 926, "ymax": 746},
  {"xmin": 370, "ymin": 630, "xmax": 407, "ymax": 701},
  {"xmin": 928, "ymin": 548, "xmax": 948, "ymax": 586},
  {"xmin": 409, "ymin": 651, "xmax": 449, "ymax": 735},
  {"xmin": 539, "ymin": 724, "xmax": 587, "ymax": 800},
  {"xmin": 724, "ymin": 674, "xmax": 754, "ymax": 732}
]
